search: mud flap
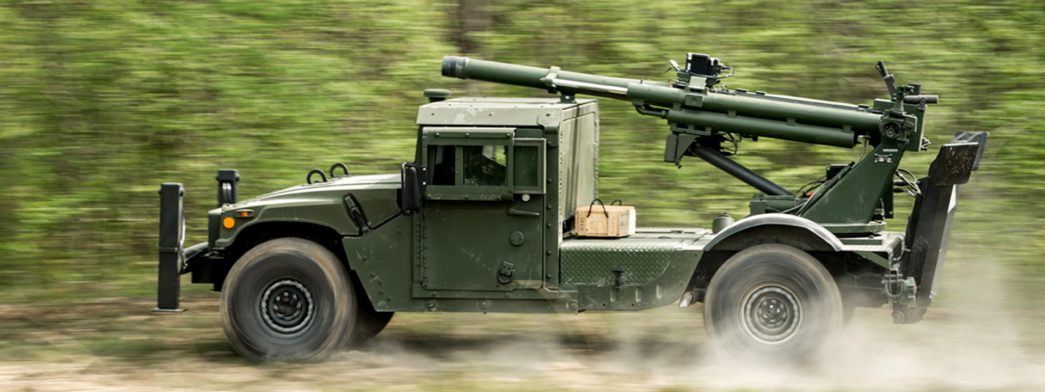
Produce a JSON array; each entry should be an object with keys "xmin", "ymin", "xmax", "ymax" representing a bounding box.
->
[{"xmin": 896, "ymin": 132, "xmax": 987, "ymax": 323}]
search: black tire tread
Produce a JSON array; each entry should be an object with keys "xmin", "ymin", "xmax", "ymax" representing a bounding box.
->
[
  {"xmin": 220, "ymin": 237, "xmax": 357, "ymax": 362},
  {"xmin": 703, "ymin": 244, "xmax": 843, "ymax": 359}
]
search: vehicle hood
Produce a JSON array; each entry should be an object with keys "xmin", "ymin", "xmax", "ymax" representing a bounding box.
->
[{"xmin": 233, "ymin": 173, "xmax": 400, "ymax": 208}]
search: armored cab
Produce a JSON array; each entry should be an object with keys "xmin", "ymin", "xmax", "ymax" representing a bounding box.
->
[
  {"xmin": 416, "ymin": 96, "xmax": 599, "ymax": 241},
  {"xmin": 342, "ymin": 97, "xmax": 603, "ymax": 313}
]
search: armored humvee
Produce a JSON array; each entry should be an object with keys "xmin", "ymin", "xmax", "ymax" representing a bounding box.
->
[{"xmin": 156, "ymin": 54, "xmax": 987, "ymax": 361}]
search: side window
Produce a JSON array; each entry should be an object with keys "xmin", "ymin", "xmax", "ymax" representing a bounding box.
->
[
  {"xmin": 462, "ymin": 145, "xmax": 508, "ymax": 186},
  {"xmin": 513, "ymin": 138, "xmax": 546, "ymax": 194},
  {"xmin": 421, "ymin": 128, "xmax": 544, "ymax": 200},
  {"xmin": 427, "ymin": 144, "xmax": 508, "ymax": 186},
  {"xmin": 428, "ymin": 145, "xmax": 456, "ymax": 186}
]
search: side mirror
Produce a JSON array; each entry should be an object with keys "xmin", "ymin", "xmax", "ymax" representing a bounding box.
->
[{"xmin": 400, "ymin": 163, "xmax": 423, "ymax": 215}]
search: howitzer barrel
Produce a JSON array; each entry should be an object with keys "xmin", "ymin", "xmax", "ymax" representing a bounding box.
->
[
  {"xmin": 442, "ymin": 56, "xmax": 640, "ymax": 94},
  {"xmin": 442, "ymin": 56, "xmax": 889, "ymax": 148}
]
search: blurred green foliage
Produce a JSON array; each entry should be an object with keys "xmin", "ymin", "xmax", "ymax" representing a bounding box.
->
[{"xmin": 0, "ymin": 0, "xmax": 1042, "ymax": 303}]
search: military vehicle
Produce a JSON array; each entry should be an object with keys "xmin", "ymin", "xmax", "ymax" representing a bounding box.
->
[{"xmin": 155, "ymin": 53, "xmax": 987, "ymax": 361}]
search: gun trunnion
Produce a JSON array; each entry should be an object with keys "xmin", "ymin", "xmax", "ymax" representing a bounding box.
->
[{"xmin": 154, "ymin": 53, "xmax": 987, "ymax": 361}]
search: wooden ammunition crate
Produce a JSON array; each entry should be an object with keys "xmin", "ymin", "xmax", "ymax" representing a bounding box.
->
[{"xmin": 575, "ymin": 201, "xmax": 636, "ymax": 238}]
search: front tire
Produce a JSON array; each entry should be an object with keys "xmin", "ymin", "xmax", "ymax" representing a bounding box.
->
[
  {"xmin": 703, "ymin": 244, "xmax": 843, "ymax": 359},
  {"xmin": 220, "ymin": 238, "xmax": 358, "ymax": 361}
]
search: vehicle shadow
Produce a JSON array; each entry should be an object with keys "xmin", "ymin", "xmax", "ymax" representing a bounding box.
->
[
  {"xmin": 2, "ymin": 295, "xmax": 706, "ymax": 368},
  {"xmin": 357, "ymin": 325, "xmax": 706, "ymax": 366}
]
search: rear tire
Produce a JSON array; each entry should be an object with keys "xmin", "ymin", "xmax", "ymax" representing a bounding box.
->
[
  {"xmin": 703, "ymin": 244, "xmax": 843, "ymax": 359},
  {"xmin": 220, "ymin": 238, "xmax": 358, "ymax": 361}
]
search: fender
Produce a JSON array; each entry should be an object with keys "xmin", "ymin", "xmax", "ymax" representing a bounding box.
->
[
  {"xmin": 704, "ymin": 213, "xmax": 843, "ymax": 252},
  {"xmin": 214, "ymin": 197, "xmax": 359, "ymax": 250}
]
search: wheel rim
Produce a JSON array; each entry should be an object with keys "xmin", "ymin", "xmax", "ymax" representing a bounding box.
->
[
  {"xmin": 260, "ymin": 279, "xmax": 315, "ymax": 336},
  {"xmin": 741, "ymin": 284, "xmax": 801, "ymax": 344}
]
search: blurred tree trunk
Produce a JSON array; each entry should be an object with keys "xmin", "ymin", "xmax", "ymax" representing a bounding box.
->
[
  {"xmin": 452, "ymin": 0, "xmax": 490, "ymax": 56},
  {"xmin": 450, "ymin": 0, "xmax": 491, "ymax": 95}
]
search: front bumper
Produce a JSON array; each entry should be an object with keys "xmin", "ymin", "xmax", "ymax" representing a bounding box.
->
[
  {"xmin": 155, "ymin": 183, "xmax": 187, "ymax": 312},
  {"xmin": 154, "ymin": 171, "xmax": 239, "ymax": 312}
]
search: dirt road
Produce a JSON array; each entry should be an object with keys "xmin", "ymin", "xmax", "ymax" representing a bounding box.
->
[{"xmin": 2, "ymin": 261, "xmax": 1044, "ymax": 391}]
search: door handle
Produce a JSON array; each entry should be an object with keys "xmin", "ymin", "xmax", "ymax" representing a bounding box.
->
[{"xmin": 507, "ymin": 207, "xmax": 540, "ymax": 217}]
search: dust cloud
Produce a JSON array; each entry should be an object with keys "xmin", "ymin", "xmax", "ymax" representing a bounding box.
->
[
  {"xmin": 668, "ymin": 261, "xmax": 1045, "ymax": 391},
  {"xmin": 333, "ymin": 258, "xmax": 1045, "ymax": 392}
]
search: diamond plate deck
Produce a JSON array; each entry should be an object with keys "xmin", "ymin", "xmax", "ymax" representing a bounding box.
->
[{"xmin": 560, "ymin": 230, "xmax": 707, "ymax": 286}]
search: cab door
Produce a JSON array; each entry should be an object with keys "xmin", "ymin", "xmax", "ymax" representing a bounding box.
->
[{"xmin": 418, "ymin": 127, "xmax": 547, "ymax": 293}]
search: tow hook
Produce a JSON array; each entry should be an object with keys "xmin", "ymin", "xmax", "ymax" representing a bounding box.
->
[
  {"xmin": 883, "ymin": 270, "xmax": 917, "ymax": 301},
  {"xmin": 882, "ymin": 270, "xmax": 919, "ymax": 323}
]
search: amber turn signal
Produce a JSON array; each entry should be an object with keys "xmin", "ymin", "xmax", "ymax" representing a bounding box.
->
[{"xmin": 222, "ymin": 216, "xmax": 236, "ymax": 229}]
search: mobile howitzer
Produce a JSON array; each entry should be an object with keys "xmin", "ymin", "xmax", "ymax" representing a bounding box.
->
[{"xmin": 154, "ymin": 52, "xmax": 987, "ymax": 362}]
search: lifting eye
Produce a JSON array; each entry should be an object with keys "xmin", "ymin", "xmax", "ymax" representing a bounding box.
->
[
  {"xmin": 329, "ymin": 162, "xmax": 351, "ymax": 178},
  {"xmin": 306, "ymin": 169, "xmax": 327, "ymax": 184}
]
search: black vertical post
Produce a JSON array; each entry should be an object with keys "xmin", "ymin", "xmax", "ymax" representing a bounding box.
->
[{"xmin": 155, "ymin": 183, "xmax": 185, "ymax": 312}]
